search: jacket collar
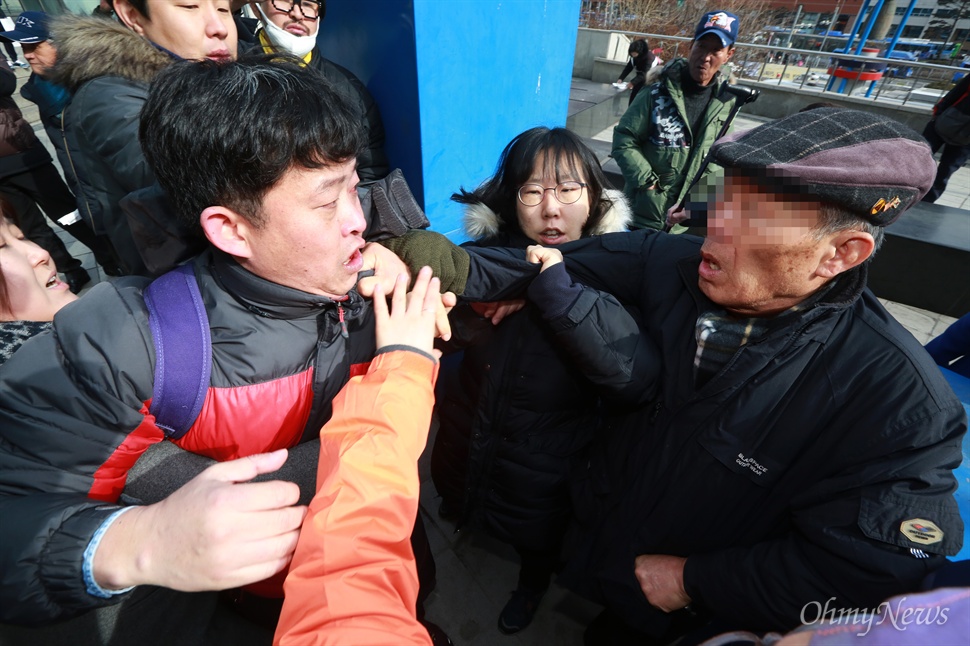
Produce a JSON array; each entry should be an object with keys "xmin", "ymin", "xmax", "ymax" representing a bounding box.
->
[
  {"xmin": 205, "ymin": 250, "xmax": 365, "ymax": 321},
  {"xmin": 462, "ymin": 188, "xmax": 633, "ymax": 241}
]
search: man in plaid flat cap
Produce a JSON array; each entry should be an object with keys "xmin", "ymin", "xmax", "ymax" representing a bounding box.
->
[{"xmin": 383, "ymin": 108, "xmax": 966, "ymax": 644}]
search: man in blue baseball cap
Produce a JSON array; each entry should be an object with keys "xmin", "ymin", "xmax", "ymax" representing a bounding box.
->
[{"xmin": 613, "ymin": 10, "xmax": 740, "ymax": 231}]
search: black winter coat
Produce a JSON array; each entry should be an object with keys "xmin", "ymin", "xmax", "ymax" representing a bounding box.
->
[
  {"xmin": 49, "ymin": 14, "xmax": 172, "ymax": 276},
  {"xmin": 431, "ymin": 195, "xmax": 657, "ymax": 551},
  {"xmin": 459, "ymin": 229, "xmax": 966, "ymax": 635}
]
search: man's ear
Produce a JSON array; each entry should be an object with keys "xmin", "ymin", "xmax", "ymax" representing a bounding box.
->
[
  {"xmin": 200, "ymin": 206, "xmax": 255, "ymax": 259},
  {"xmin": 816, "ymin": 230, "xmax": 875, "ymax": 279},
  {"xmin": 113, "ymin": 0, "xmax": 149, "ymax": 34}
]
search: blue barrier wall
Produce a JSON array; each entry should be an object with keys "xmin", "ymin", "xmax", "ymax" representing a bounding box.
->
[
  {"xmin": 317, "ymin": 2, "xmax": 423, "ymax": 204},
  {"xmin": 318, "ymin": 0, "xmax": 581, "ymax": 242}
]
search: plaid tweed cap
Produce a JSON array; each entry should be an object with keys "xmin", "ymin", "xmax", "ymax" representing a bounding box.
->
[{"xmin": 711, "ymin": 108, "xmax": 935, "ymax": 226}]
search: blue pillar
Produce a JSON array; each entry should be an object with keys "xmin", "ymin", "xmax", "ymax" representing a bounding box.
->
[{"xmin": 318, "ymin": 1, "xmax": 582, "ymax": 242}]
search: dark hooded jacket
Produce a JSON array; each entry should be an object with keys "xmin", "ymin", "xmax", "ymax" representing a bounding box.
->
[
  {"xmin": 430, "ymin": 191, "xmax": 662, "ymax": 551},
  {"xmin": 48, "ymin": 14, "xmax": 171, "ymax": 276}
]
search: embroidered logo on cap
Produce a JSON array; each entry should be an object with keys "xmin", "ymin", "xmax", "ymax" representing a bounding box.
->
[
  {"xmin": 900, "ymin": 518, "xmax": 943, "ymax": 545},
  {"xmin": 704, "ymin": 12, "xmax": 736, "ymax": 30},
  {"xmin": 870, "ymin": 196, "xmax": 902, "ymax": 215}
]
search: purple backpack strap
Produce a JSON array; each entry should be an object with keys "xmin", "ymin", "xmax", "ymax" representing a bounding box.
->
[{"xmin": 144, "ymin": 263, "xmax": 211, "ymax": 440}]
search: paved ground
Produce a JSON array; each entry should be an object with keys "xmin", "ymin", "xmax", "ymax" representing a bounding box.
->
[{"xmin": 7, "ymin": 63, "xmax": 965, "ymax": 645}]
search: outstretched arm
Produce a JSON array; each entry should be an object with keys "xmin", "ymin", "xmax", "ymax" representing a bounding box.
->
[{"xmin": 525, "ymin": 246, "xmax": 660, "ymax": 406}]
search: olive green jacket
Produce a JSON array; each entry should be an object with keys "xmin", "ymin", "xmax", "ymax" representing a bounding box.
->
[{"xmin": 612, "ymin": 59, "xmax": 737, "ymax": 230}]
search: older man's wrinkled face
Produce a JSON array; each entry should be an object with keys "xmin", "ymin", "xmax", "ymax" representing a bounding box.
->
[
  {"xmin": 688, "ymin": 34, "xmax": 734, "ymax": 86},
  {"xmin": 698, "ymin": 173, "xmax": 831, "ymax": 317},
  {"xmin": 22, "ymin": 41, "xmax": 57, "ymax": 77}
]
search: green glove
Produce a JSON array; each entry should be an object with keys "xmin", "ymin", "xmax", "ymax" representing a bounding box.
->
[{"xmin": 379, "ymin": 229, "xmax": 471, "ymax": 296}]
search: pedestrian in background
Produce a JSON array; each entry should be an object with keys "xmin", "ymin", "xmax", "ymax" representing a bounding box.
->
[
  {"xmin": 921, "ymin": 72, "xmax": 970, "ymax": 203},
  {"xmin": 612, "ymin": 10, "xmax": 741, "ymax": 231},
  {"xmin": 615, "ymin": 38, "xmax": 654, "ymax": 105}
]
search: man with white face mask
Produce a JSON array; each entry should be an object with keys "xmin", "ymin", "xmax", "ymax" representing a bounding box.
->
[{"xmin": 242, "ymin": 0, "xmax": 389, "ymax": 182}]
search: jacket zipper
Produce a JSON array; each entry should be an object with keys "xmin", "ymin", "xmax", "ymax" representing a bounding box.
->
[
  {"xmin": 336, "ymin": 303, "xmax": 349, "ymax": 339},
  {"xmin": 458, "ymin": 317, "xmax": 528, "ymax": 532}
]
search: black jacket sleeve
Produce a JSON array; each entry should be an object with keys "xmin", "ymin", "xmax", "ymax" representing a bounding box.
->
[
  {"xmin": 0, "ymin": 283, "xmax": 156, "ymax": 624},
  {"xmin": 527, "ymin": 263, "xmax": 660, "ymax": 406},
  {"xmin": 618, "ymin": 59, "xmax": 634, "ymax": 81},
  {"xmin": 935, "ymin": 72, "xmax": 970, "ymax": 115}
]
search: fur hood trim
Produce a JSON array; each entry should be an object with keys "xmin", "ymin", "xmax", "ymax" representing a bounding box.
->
[
  {"xmin": 463, "ymin": 188, "xmax": 632, "ymax": 240},
  {"xmin": 49, "ymin": 15, "xmax": 172, "ymax": 91}
]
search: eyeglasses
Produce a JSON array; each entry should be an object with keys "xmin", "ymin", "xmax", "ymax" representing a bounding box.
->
[
  {"xmin": 517, "ymin": 182, "xmax": 587, "ymax": 206},
  {"xmin": 269, "ymin": 0, "xmax": 322, "ymax": 20}
]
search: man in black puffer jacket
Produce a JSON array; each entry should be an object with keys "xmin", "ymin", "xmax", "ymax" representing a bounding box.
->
[{"xmin": 2, "ymin": 10, "xmax": 123, "ymax": 275}]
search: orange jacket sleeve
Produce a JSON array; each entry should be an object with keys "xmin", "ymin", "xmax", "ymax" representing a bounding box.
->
[{"xmin": 274, "ymin": 350, "xmax": 438, "ymax": 646}]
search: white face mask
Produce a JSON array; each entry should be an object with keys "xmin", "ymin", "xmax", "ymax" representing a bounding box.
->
[{"xmin": 255, "ymin": 3, "xmax": 317, "ymax": 57}]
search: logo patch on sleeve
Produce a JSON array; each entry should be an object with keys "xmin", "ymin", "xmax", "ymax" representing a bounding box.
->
[{"xmin": 900, "ymin": 518, "xmax": 943, "ymax": 545}]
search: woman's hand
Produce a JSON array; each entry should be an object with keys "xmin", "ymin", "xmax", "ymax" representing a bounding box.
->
[
  {"xmin": 372, "ymin": 266, "xmax": 442, "ymax": 358},
  {"xmin": 526, "ymin": 245, "xmax": 563, "ymax": 272}
]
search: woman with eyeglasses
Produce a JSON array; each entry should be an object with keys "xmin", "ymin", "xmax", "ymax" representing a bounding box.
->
[{"xmin": 430, "ymin": 126, "xmax": 637, "ymax": 635}]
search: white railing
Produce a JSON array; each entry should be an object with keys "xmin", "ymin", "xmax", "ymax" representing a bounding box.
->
[{"xmin": 591, "ymin": 29, "xmax": 966, "ymax": 107}]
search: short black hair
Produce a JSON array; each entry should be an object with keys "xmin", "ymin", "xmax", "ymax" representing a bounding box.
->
[
  {"xmin": 139, "ymin": 54, "xmax": 364, "ymax": 232},
  {"xmin": 452, "ymin": 127, "xmax": 614, "ymax": 238},
  {"xmin": 628, "ymin": 39, "xmax": 648, "ymax": 56}
]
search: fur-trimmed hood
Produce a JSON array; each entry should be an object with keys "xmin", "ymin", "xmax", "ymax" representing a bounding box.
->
[
  {"xmin": 463, "ymin": 188, "xmax": 632, "ymax": 240},
  {"xmin": 49, "ymin": 14, "xmax": 172, "ymax": 92}
]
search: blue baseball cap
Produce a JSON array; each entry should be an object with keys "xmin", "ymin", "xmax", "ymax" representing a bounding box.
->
[
  {"xmin": 0, "ymin": 12, "xmax": 51, "ymax": 44},
  {"xmin": 694, "ymin": 11, "xmax": 740, "ymax": 48}
]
